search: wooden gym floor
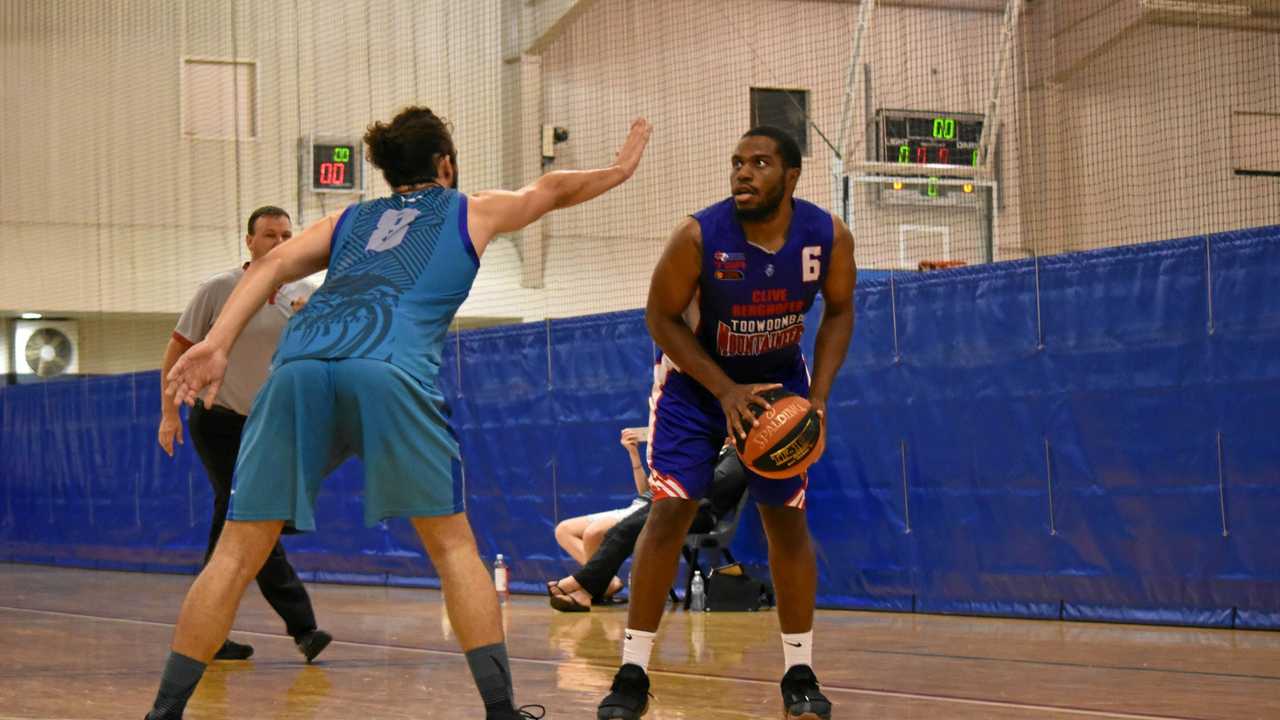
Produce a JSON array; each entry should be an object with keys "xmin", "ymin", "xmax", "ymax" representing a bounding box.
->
[{"xmin": 0, "ymin": 564, "xmax": 1276, "ymax": 719}]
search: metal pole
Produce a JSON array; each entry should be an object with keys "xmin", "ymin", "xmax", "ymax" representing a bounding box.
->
[
  {"xmin": 835, "ymin": 0, "xmax": 877, "ymax": 161},
  {"xmin": 975, "ymin": 0, "xmax": 1023, "ymax": 168},
  {"xmin": 832, "ymin": 157, "xmax": 846, "ymax": 225},
  {"xmin": 833, "ymin": 0, "xmax": 877, "ymax": 227}
]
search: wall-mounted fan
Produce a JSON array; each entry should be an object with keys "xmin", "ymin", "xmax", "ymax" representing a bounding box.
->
[{"xmin": 13, "ymin": 320, "xmax": 79, "ymax": 378}]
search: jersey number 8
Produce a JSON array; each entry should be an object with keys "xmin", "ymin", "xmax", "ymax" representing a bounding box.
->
[{"xmin": 367, "ymin": 208, "xmax": 421, "ymax": 253}]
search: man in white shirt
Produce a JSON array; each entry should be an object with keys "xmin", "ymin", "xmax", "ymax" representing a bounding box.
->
[{"xmin": 157, "ymin": 205, "xmax": 330, "ymax": 662}]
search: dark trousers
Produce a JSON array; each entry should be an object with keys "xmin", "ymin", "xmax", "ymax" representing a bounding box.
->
[
  {"xmin": 188, "ymin": 402, "xmax": 317, "ymax": 640},
  {"xmin": 571, "ymin": 502, "xmax": 716, "ymax": 599}
]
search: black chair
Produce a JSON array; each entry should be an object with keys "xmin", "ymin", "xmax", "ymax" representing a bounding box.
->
[{"xmin": 673, "ymin": 491, "xmax": 750, "ymax": 609}]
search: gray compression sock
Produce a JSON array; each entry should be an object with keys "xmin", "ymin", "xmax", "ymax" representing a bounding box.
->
[
  {"xmin": 465, "ymin": 642, "xmax": 515, "ymax": 712},
  {"xmin": 146, "ymin": 651, "xmax": 207, "ymax": 719}
]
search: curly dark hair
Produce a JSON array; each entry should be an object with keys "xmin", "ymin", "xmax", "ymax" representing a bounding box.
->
[{"xmin": 364, "ymin": 106, "xmax": 457, "ymax": 188}]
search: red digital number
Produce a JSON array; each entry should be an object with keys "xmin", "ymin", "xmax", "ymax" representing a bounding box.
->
[
  {"xmin": 319, "ymin": 162, "xmax": 346, "ymax": 186},
  {"xmin": 916, "ymin": 147, "xmax": 928, "ymax": 164},
  {"xmin": 938, "ymin": 147, "xmax": 950, "ymax": 164}
]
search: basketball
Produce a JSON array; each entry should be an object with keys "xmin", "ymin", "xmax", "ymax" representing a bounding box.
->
[{"xmin": 735, "ymin": 388, "xmax": 825, "ymax": 479}]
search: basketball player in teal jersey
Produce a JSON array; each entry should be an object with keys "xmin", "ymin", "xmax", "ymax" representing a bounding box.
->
[{"xmin": 148, "ymin": 107, "xmax": 651, "ymax": 720}]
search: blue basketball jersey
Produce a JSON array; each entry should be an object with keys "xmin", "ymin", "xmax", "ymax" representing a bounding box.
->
[
  {"xmin": 273, "ymin": 187, "xmax": 479, "ymax": 389},
  {"xmin": 687, "ymin": 197, "xmax": 833, "ymax": 383}
]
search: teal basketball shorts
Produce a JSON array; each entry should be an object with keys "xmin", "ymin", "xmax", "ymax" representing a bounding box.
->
[{"xmin": 228, "ymin": 357, "xmax": 464, "ymax": 530}]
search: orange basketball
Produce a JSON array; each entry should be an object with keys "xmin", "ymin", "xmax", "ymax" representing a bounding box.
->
[{"xmin": 735, "ymin": 388, "xmax": 826, "ymax": 479}]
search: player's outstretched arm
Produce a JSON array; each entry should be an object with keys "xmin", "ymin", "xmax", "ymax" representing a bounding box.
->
[
  {"xmin": 646, "ymin": 219, "xmax": 779, "ymax": 441},
  {"xmin": 204, "ymin": 209, "xmax": 338, "ymax": 351},
  {"xmin": 167, "ymin": 210, "xmax": 339, "ymax": 408},
  {"xmin": 466, "ymin": 118, "xmax": 652, "ymax": 255},
  {"xmin": 808, "ymin": 216, "xmax": 857, "ymax": 418}
]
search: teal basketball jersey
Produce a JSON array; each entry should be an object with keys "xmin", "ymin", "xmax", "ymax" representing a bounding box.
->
[{"xmin": 273, "ymin": 187, "xmax": 479, "ymax": 388}]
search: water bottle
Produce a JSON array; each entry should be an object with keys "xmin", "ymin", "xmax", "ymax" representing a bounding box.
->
[
  {"xmin": 494, "ymin": 554, "xmax": 509, "ymax": 602},
  {"xmin": 690, "ymin": 570, "xmax": 706, "ymax": 612},
  {"xmin": 690, "ymin": 606, "xmax": 707, "ymax": 660}
]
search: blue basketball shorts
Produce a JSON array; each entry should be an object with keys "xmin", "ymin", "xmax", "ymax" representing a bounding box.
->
[
  {"xmin": 646, "ymin": 359, "xmax": 810, "ymax": 509},
  {"xmin": 229, "ymin": 358, "xmax": 464, "ymax": 530}
]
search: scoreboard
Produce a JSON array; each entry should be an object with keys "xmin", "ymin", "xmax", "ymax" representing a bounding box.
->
[
  {"xmin": 873, "ymin": 109, "xmax": 987, "ymax": 205},
  {"xmin": 877, "ymin": 109, "xmax": 985, "ymax": 168}
]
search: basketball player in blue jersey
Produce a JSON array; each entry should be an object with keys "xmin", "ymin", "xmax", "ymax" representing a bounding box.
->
[
  {"xmin": 146, "ymin": 107, "xmax": 651, "ymax": 720},
  {"xmin": 597, "ymin": 127, "xmax": 856, "ymax": 720}
]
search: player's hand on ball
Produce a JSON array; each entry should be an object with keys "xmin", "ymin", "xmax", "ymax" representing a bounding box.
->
[
  {"xmin": 809, "ymin": 395, "xmax": 829, "ymax": 437},
  {"xmin": 614, "ymin": 118, "xmax": 653, "ymax": 179},
  {"xmin": 167, "ymin": 340, "xmax": 229, "ymax": 410},
  {"xmin": 620, "ymin": 428, "xmax": 641, "ymax": 448},
  {"xmin": 718, "ymin": 382, "xmax": 783, "ymax": 441},
  {"xmin": 809, "ymin": 394, "xmax": 827, "ymax": 420}
]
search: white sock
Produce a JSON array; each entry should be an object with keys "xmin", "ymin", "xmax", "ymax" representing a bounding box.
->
[
  {"xmin": 781, "ymin": 630, "xmax": 813, "ymax": 671},
  {"xmin": 621, "ymin": 628, "xmax": 656, "ymax": 671}
]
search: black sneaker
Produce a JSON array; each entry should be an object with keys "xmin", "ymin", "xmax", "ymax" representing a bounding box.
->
[
  {"xmin": 213, "ymin": 639, "xmax": 254, "ymax": 660},
  {"xmin": 487, "ymin": 704, "xmax": 547, "ymax": 720},
  {"xmin": 597, "ymin": 663, "xmax": 650, "ymax": 719},
  {"xmin": 780, "ymin": 664, "xmax": 832, "ymax": 719},
  {"xmin": 295, "ymin": 629, "xmax": 333, "ymax": 663}
]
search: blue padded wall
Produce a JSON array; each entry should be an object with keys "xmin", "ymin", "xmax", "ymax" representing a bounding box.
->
[{"xmin": 2, "ymin": 230, "xmax": 1278, "ymax": 628}]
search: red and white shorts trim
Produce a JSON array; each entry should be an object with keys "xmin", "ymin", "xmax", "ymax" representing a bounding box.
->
[{"xmin": 648, "ymin": 469, "xmax": 692, "ymax": 500}]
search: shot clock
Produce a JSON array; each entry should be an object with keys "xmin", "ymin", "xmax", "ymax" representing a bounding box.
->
[{"xmin": 308, "ymin": 138, "xmax": 362, "ymax": 193}]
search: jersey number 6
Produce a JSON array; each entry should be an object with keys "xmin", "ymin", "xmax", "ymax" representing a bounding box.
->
[{"xmin": 802, "ymin": 246, "xmax": 821, "ymax": 282}]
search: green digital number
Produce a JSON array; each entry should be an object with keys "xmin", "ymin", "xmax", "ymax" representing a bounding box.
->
[
  {"xmin": 898, "ymin": 144, "xmax": 910, "ymax": 163},
  {"xmin": 927, "ymin": 177, "xmax": 940, "ymax": 197},
  {"xmin": 933, "ymin": 118, "xmax": 956, "ymax": 140},
  {"xmin": 333, "ymin": 146, "xmax": 351, "ymax": 162}
]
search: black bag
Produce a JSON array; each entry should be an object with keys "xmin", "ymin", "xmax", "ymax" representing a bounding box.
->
[{"xmin": 705, "ymin": 563, "xmax": 774, "ymax": 612}]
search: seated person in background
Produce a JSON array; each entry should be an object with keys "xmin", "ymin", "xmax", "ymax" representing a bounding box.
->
[
  {"xmin": 547, "ymin": 444, "xmax": 748, "ymax": 612},
  {"xmin": 552, "ymin": 428, "xmax": 653, "ymax": 600}
]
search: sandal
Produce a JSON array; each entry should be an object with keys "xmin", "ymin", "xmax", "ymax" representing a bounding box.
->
[{"xmin": 546, "ymin": 580, "xmax": 590, "ymax": 613}]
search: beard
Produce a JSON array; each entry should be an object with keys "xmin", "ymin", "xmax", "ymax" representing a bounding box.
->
[{"xmin": 733, "ymin": 184, "xmax": 786, "ymax": 223}]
